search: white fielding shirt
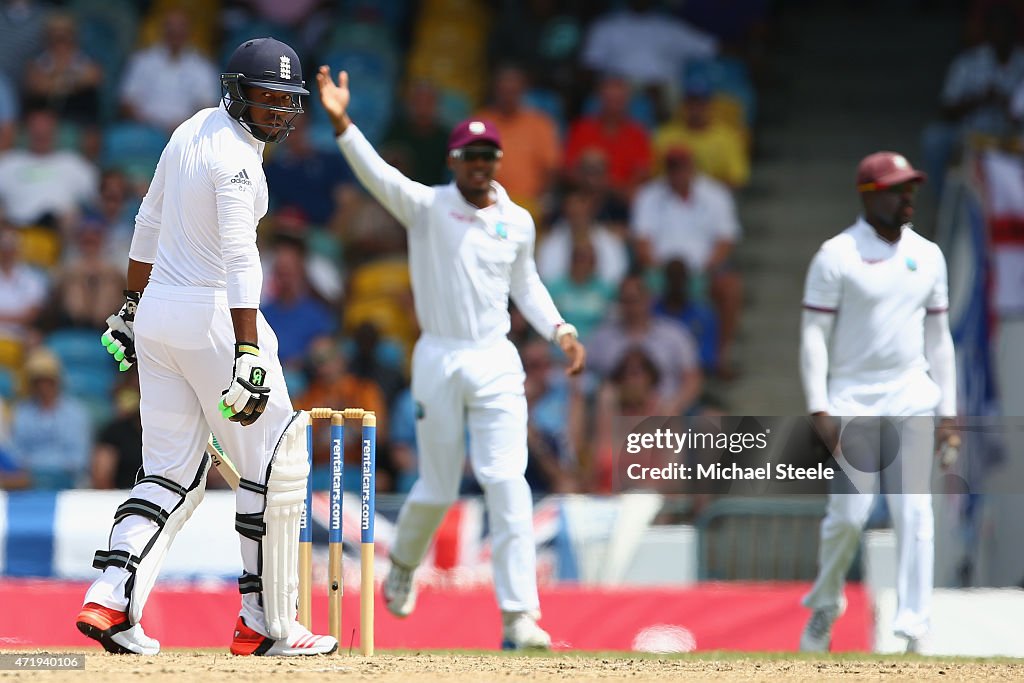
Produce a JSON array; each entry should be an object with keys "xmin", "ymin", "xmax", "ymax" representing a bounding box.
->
[
  {"xmin": 337, "ymin": 125, "xmax": 563, "ymax": 342},
  {"xmin": 802, "ymin": 218, "xmax": 949, "ymax": 388},
  {"xmin": 129, "ymin": 104, "xmax": 268, "ymax": 308}
]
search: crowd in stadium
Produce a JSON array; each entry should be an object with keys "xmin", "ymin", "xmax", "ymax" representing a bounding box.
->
[{"xmin": 0, "ymin": 0, "xmax": 1009, "ymax": 499}]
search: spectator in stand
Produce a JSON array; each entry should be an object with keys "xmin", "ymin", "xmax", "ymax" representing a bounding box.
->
[
  {"xmin": 567, "ymin": 147, "xmax": 630, "ymax": 231},
  {"xmin": 592, "ymin": 346, "xmax": 663, "ymax": 492},
  {"xmin": 260, "ymin": 237, "xmax": 337, "ymax": 371},
  {"xmin": 923, "ymin": 3, "xmax": 1024, "ymax": 198},
  {"xmin": 261, "ymin": 208, "xmax": 343, "ymax": 304},
  {"xmin": 83, "ymin": 169, "xmax": 140, "ymax": 267},
  {"xmin": 0, "ymin": 222, "xmax": 47, "ymax": 353},
  {"xmin": 22, "ymin": 13, "xmax": 103, "ymax": 125},
  {"xmin": 46, "ymin": 217, "xmax": 124, "ymax": 330},
  {"xmin": 476, "ymin": 63, "xmax": 562, "ymax": 217},
  {"xmin": 537, "ymin": 185, "xmax": 628, "ymax": 286},
  {"xmin": 0, "ymin": 72, "xmax": 18, "ymax": 151},
  {"xmin": 0, "ymin": 395, "xmax": 30, "ymax": 490},
  {"xmin": 522, "ymin": 338, "xmax": 577, "ymax": 494},
  {"xmin": 10, "ymin": 348, "xmax": 91, "ymax": 489},
  {"xmin": 264, "ymin": 114, "xmax": 354, "ymax": 226},
  {"xmin": 546, "ymin": 241, "xmax": 616, "ymax": 343},
  {"xmin": 381, "ymin": 80, "xmax": 450, "ymax": 187},
  {"xmin": 0, "ymin": 107, "xmax": 98, "ymax": 228},
  {"xmin": 488, "ymin": 0, "xmax": 592, "ymax": 115},
  {"xmin": 119, "ymin": 9, "xmax": 220, "ymax": 132},
  {"xmin": 655, "ymin": 258, "xmax": 719, "ymax": 374},
  {"xmin": 654, "ymin": 77, "xmax": 750, "ymax": 189},
  {"xmin": 631, "ymin": 145, "xmax": 742, "ymax": 378},
  {"xmin": 587, "ymin": 273, "xmax": 702, "ymax": 416},
  {"xmin": 348, "ymin": 321, "xmax": 405, "ymax": 407},
  {"xmin": 296, "ymin": 335, "xmax": 390, "ymax": 492},
  {"xmin": 0, "ymin": 0, "xmax": 50, "ymax": 82},
  {"xmin": 581, "ymin": 0, "xmax": 717, "ymax": 122},
  {"xmin": 564, "ymin": 75, "xmax": 652, "ymax": 202},
  {"xmin": 91, "ymin": 373, "xmax": 143, "ymax": 490}
]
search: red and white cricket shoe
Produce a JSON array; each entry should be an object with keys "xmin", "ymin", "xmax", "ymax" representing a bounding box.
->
[
  {"xmin": 76, "ymin": 602, "xmax": 160, "ymax": 655},
  {"xmin": 230, "ymin": 616, "xmax": 338, "ymax": 656}
]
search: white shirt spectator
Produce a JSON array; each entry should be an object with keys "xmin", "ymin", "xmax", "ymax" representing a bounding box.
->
[
  {"xmin": 943, "ymin": 43, "xmax": 1024, "ymax": 135},
  {"xmin": 120, "ymin": 44, "xmax": 220, "ymax": 131},
  {"xmin": 536, "ymin": 220, "xmax": 628, "ymax": 285},
  {"xmin": 631, "ymin": 173, "xmax": 740, "ymax": 272},
  {"xmin": 587, "ymin": 315, "xmax": 699, "ymax": 401},
  {"xmin": 0, "ymin": 149, "xmax": 98, "ymax": 225},
  {"xmin": 0, "ymin": 254, "xmax": 47, "ymax": 341},
  {"xmin": 582, "ymin": 8, "xmax": 716, "ymax": 87}
]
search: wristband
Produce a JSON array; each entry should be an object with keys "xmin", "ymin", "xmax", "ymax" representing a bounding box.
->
[
  {"xmin": 554, "ymin": 323, "xmax": 578, "ymax": 343},
  {"xmin": 236, "ymin": 342, "xmax": 260, "ymax": 356}
]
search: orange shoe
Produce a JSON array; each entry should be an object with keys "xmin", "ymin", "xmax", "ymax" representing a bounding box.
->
[
  {"xmin": 230, "ymin": 616, "xmax": 338, "ymax": 656},
  {"xmin": 76, "ymin": 603, "xmax": 160, "ymax": 655}
]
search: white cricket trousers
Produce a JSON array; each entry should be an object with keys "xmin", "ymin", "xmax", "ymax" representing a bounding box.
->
[
  {"xmin": 84, "ymin": 284, "xmax": 295, "ymax": 634},
  {"xmin": 391, "ymin": 333, "xmax": 539, "ymax": 613},
  {"xmin": 802, "ymin": 414, "xmax": 935, "ymax": 639}
]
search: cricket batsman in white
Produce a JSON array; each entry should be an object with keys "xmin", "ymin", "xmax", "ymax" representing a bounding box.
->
[
  {"xmin": 77, "ymin": 38, "xmax": 337, "ymax": 656},
  {"xmin": 317, "ymin": 66, "xmax": 586, "ymax": 649},
  {"xmin": 799, "ymin": 151, "xmax": 958, "ymax": 653}
]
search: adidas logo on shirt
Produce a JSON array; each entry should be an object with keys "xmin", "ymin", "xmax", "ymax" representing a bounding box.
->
[{"xmin": 231, "ymin": 169, "xmax": 252, "ymax": 186}]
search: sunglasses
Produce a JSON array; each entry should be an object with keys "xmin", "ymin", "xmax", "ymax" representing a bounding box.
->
[{"xmin": 451, "ymin": 146, "xmax": 503, "ymax": 162}]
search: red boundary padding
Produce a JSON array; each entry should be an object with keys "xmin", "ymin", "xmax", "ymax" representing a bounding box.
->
[{"xmin": 0, "ymin": 579, "xmax": 870, "ymax": 652}]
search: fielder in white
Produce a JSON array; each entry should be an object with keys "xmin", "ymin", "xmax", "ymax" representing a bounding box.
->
[
  {"xmin": 317, "ymin": 67, "xmax": 586, "ymax": 649},
  {"xmin": 799, "ymin": 151, "xmax": 958, "ymax": 653},
  {"xmin": 78, "ymin": 38, "xmax": 337, "ymax": 656}
]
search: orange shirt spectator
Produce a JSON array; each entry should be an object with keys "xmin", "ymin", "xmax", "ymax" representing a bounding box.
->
[{"xmin": 477, "ymin": 64, "xmax": 562, "ymax": 213}]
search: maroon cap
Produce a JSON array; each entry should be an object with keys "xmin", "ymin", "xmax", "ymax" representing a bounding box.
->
[
  {"xmin": 448, "ymin": 118, "xmax": 502, "ymax": 152},
  {"xmin": 856, "ymin": 151, "xmax": 926, "ymax": 192}
]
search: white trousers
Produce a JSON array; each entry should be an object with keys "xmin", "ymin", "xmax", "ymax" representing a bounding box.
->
[
  {"xmin": 391, "ymin": 334, "xmax": 539, "ymax": 613},
  {"xmin": 84, "ymin": 284, "xmax": 295, "ymax": 634},
  {"xmin": 803, "ymin": 414, "xmax": 935, "ymax": 639}
]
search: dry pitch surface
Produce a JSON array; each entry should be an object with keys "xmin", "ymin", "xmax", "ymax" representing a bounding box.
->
[{"xmin": 1, "ymin": 651, "xmax": 1022, "ymax": 682}]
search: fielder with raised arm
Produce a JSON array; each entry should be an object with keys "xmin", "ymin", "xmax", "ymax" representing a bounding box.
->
[
  {"xmin": 798, "ymin": 151, "xmax": 958, "ymax": 653},
  {"xmin": 78, "ymin": 38, "xmax": 336, "ymax": 656},
  {"xmin": 318, "ymin": 66, "xmax": 586, "ymax": 649}
]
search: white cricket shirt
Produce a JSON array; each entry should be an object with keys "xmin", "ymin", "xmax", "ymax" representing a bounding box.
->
[
  {"xmin": 803, "ymin": 218, "xmax": 949, "ymax": 386},
  {"xmin": 337, "ymin": 125, "xmax": 564, "ymax": 343},
  {"xmin": 129, "ymin": 104, "xmax": 268, "ymax": 308}
]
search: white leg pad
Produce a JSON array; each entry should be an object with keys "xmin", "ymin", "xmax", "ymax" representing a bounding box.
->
[
  {"xmin": 87, "ymin": 456, "xmax": 210, "ymax": 625},
  {"xmin": 261, "ymin": 411, "xmax": 310, "ymax": 639}
]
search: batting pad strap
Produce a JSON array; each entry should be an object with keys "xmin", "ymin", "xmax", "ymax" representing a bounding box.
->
[
  {"xmin": 238, "ymin": 572, "xmax": 263, "ymax": 595},
  {"xmin": 235, "ymin": 512, "xmax": 266, "ymax": 542},
  {"xmin": 238, "ymin": 478, "xmax": 268, "ymax": 496},
  {"xmin": 135, "ymin": 475, "xmax": 188, "ymax": 498},
  {"xmin": 114, "ymin": 498, "xmax": 170, "ymax": 528},
  {"xmin": 93, "ymin": 549, "xmax": 141, "ymax": 572}
]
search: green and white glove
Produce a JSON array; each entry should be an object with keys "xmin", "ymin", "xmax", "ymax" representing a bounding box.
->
[
  {"xmin": 218, "ymin": 342, "xmax": 271, "ymax": 426},
  {"xmin": 101, "ymin": 290, "xmax": 141, "ymax": 372}
]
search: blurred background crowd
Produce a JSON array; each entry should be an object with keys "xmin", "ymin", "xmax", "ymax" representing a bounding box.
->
[{"xmin": 0, "ymin": 0, "xmax": 1011, "ymax": 507}]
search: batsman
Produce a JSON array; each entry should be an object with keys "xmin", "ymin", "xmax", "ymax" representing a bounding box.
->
[
  {"xmin": 77, "ymin": 38, "xmax": 336, "ymax": 656},
  {"xmin": 318, "ymin": 66, "xmax": 586, "ymax": 649}
]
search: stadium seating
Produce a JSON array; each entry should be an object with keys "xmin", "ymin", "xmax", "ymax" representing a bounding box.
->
[{"xmin": 101, "ymin": 123, "xmax": 169, "ymax": 182}]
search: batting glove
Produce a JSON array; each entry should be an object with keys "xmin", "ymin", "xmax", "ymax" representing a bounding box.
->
[
  {"xmin": 100, "ymin": 290, "xmax": 141, "ymax": 372},
  {"xmin": 218, "ymin": 342, "xmax": 271, "ymax": 426}
]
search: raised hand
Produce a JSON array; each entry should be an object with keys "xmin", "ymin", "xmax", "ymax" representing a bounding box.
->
[{"xmin": 316, "ymin": 66, "xmax": 351, "ymax": 134}]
